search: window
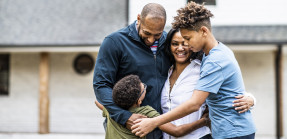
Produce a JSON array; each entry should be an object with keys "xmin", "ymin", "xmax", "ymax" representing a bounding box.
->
[
  {"xmin": 73, "ymin": 54, "xmax": 95, "ymax": 75},
  {"xmin": 0, "ymin": 54, "xmax": 9, "ymax": 95},
  {"xmin": 188, "ymin": 0, "xmax": 216, "ymax": 5}
]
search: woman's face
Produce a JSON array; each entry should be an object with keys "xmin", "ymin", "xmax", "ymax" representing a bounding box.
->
[{"xmin": 170, "ymin": 31, "xmax": 192, "ymax": 64}]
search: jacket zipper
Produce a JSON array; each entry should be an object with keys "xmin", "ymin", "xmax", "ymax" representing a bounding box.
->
[{"xmin": 154, "ymin": 53, "xmax": 158, "ymax": 105}]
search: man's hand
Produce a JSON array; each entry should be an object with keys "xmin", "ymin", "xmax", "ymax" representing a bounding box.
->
[
  {"xmin": 233, "ymin": 95, "xmax": 254, "ymax": 113},
  {"xmin": 201, "ymin": 107, "xmax": 211, "ymax": 128},
  {"xmin": 126, "ymin": 114, "xmax": 147, "ymax": 130}
]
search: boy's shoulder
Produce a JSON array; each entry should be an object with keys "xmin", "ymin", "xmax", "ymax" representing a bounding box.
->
[
  {"xmin": 204, "ymin": 42, "xmax": 235, "ymax": 66},
  {"xmin": 209, "ymin": 42, "xmax": 231, "ymax": 57},
  {"xmin": 130, "ymin": 105, "xmax": 160, "ymax": 118}
]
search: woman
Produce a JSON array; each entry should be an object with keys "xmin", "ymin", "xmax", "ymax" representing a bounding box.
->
[{"xmin": 161, "ymin": 28, "xmax": 212, "ymax": 139}]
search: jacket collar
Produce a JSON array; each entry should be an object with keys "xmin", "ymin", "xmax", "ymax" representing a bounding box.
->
[{"xmin": 128, "ymin": 20, "xmax": 166, "ymax": 47}]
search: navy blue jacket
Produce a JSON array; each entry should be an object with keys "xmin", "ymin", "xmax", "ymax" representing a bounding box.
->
[{"xmin": 93, "ymin": 21, "xmax": 171, "ymax": 138}]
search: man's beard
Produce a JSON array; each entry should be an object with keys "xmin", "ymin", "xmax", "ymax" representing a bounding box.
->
[
  {"xmin": 137, "ymin": 24, "xmax": 147, "ymax": 46},
  {"xmin": 137, "ymin": 23, "xmax": 156, "ymax": 47}
]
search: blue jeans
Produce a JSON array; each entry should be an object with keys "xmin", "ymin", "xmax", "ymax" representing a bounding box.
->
[
  {"xmin": 227, "ymin": 133, "xmax": 255, "ymax": 139},
  {"xmin": 103, "ymin": 118, "xmax": 107, "ymax": 131},
  {"xmin": 200, "ymin": 134, "xmax": 213, "ymax": 139}
]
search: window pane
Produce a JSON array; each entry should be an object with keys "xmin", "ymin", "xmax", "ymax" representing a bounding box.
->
[
  {"xmin": 0, "ymin": 54, "xmax": 9, "ymax": 95},
  {"xmin": 73, "ymin": 54, "xmax": 95, "ymax": 74},
  {"xmin": 188, "ymin": 0, "xmax": 216, "ymax": 5}
]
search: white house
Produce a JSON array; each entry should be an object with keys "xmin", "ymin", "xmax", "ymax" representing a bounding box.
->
[{"xmin": 1, "ymin": 0, "xmax": 287, "ymax": 139}]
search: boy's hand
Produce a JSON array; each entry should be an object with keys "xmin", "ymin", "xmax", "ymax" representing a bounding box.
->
[{"xmin": 126, "ymin": 114, "xmax": 147, "ymax": 130}]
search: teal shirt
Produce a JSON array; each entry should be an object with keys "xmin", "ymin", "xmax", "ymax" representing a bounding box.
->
[
  {"xmin": 103, "ymin": 106, "xmax": 160, "ymax": 139},
  {"xmin": 195, "ymin": 42, "xmax": 256, "ymax": 138}
]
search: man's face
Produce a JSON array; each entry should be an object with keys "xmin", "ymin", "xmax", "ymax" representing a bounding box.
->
[
  {"xmin": 138, "ymin": 15, "xmax": 165, "ymax": 46},
  {"xmin": 180, "ymin": 28, "xmax": 205, "ymax": 52}
]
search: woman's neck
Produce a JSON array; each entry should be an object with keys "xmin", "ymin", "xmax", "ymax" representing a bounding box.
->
[
  {"xmin": 174, "ymin": 61, "xmax": 190, "ymax": 74},
  {"xmin": 169, "ymin": 61, "xmax": 190, "ymax": 93}
]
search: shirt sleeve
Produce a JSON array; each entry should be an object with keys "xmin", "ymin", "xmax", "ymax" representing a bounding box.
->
[
  {"xmin": 133, "ymin": 106, "xmax": 160, "ymax": 118},
  {"xmin": 144, "ymin": 106, "xmax": 160, "ymax": 118},
  {"xmin": 93, "ymin": 37, "xmax": 132, "ymax": 126},
  {"xmin": 195, "ymin": 61, "xmax": 224, "ymax": 94}
]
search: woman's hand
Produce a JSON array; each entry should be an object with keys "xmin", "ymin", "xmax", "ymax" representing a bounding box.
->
[
  {"xmin": 131, "ymin": 118, "xmax": 157, "ymax": 137},
  {"xmin": 233, "ymin": 94, "xmax": 254, "ymax": 113}
]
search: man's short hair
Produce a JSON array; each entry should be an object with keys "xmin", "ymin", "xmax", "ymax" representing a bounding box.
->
[
  {"xmin": 172, "ymin": 2, "xmax": 214, "ymax": 31},
  {"xmin": 112, "ymin": 75, "xmax": 142, "ymax": 110},
  {"xmin": 141, "ymin": 3, "xmax": 166, "ymax": 25}
]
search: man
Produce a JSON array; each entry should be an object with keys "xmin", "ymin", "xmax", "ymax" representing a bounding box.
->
[
  {"xmin": 93, "ymin": 3, "xmax": 170, "ymax": 138},
  {"xmin": 94, "ymin": 3, "xmax": 255, "ymax": 138}
]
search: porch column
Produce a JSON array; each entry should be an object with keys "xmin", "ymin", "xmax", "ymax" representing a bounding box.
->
[
  {"xmin": 275, "ymin": 45, "xmax": 283, "ymax": 139},
  {"xmin": 39, "ymin": 52, "xmax": 50, "ymax": 134}
]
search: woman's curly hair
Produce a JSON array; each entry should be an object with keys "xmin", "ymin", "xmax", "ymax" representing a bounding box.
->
[
  {"xmin": 112, "ymin": 75, "xmax": 142, "ymax": 110},
  {"xmin": 172, "ymin": 2, "xmax": 214, "ymax": 31}
]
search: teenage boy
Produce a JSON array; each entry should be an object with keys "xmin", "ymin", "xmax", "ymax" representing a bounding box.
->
[
  {"xmin": 95, "ymin": 75, "xmax": 210, "ymax": 139},
  {"xmin": 131, "ymin": 2, "xmax": 256, "ymax": 139}
]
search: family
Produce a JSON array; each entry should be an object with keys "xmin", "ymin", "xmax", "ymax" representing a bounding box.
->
[{"xmin": 93, "ymin": 2, "xmax": 256, "ymax": 139}]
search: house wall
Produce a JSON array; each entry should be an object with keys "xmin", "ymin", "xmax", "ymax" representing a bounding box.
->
[
  {"xmin": 129, "ymin": 0, "xmax": 287, "ymax": 26},
  {"xmin": 233, "ymin": 50, "xmax": 276, "ymax": 138},
  {"xmin": 128, "ymin": 0, "xmax": 186, "ymax": 26},
  {"xmin": 0, "ymin": 53, "xmax": 40, "ymax": 132},
  {"xmin": 49, "ymin": 52, "xmax": 104, "ymax": 133},
  {"xmin": 0, "ymin": 52, "xmax": 104, "ymax": 134},
  {"xmin": 207, "ymin": 0, "xmax": 287, "ymax": 25}
]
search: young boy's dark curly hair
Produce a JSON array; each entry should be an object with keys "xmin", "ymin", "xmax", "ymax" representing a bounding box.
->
[
  {"xmin": 172, "ymin": 1, "xmax": 214, "ymax": 31},
  {"xmin": 112, "ymin": 75, "xmax": 142, "ymax": 110}
]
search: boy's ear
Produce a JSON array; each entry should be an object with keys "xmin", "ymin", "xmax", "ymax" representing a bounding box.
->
[
  {"xmin": 200, "ymin": 26, "xmax": 208, "ymax": 37},
  {"xmin": 137, "ymin": 99, "xmax": 142, "ymax": 106}
]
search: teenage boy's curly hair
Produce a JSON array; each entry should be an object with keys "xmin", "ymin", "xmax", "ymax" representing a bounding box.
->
[
  {"xmin": 172, "ymin": 2, "xmax": 214, "ymax": 31},
  {"xmin": 112, "ymin": 75, "xmax": 142, "ymax": 110}
]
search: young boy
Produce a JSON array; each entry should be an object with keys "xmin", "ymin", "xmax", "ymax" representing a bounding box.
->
[
  {"xmin": 95, "ymin": 75, "xmax": 210, "ymax": 139},
  {"xmin": 131, "ymin": 2, "xmax": 256, "ymax": 139}
]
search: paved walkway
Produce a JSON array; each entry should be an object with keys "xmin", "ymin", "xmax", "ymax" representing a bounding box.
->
[
  {"xmin": 0, "ymin": 133, "xmax": 285, "ymax": 139},
  {"xmin": 0, "ymin": 133, "xmax": 105, "ymax": 139}
]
